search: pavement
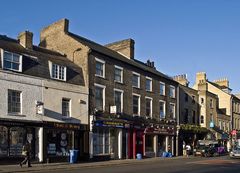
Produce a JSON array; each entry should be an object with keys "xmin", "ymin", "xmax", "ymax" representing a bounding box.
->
[{"xmin": 0, "ymin": 156, "xmax": 186, "ymax": 173}]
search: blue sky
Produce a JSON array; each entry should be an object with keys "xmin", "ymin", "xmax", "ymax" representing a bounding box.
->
[{"xmin": 1, "ymin": 0, "xmax": 240, "ymax": 92}]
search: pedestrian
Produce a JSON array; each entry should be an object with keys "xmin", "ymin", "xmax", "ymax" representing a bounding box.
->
[
  {"xmin": 20, "ymin": 141, "xmax": 32, "ymax": 168},
  {"xmin": 186, "ymin": 144, "xmax": 191, "ymax": 157}
]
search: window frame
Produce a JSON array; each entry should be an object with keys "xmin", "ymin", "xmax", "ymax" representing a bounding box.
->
[
  {"xmin": 114, "ymin": 65, "xmax": 123, "ymax": 83},
  {"xmin": 49, "ymin": 61, "xmax": 67, "ymax": 81},
  {"xmin": 159, "ymin": 82, "xmax": 165, "ymax": 96},
  {"xmin": 132, "ymin": 93, "xmax": 141, "ymax": 116},
  {"xmin": 95, "ymin": 58, "xmax": 105, "ymax": 78},
  {"xmin": 169, "ymin": 102, "xmax": 176, "ymax": 119},
  {"xmin": 1, "ymin": 50, "xmax": 23, "ymax": 72},
  {"xmin": 200, "ymin": 115, "xmax": 204, "ymax": 124},
  {"xmin": 145, "ymin": 77, "xmax": 152, "ymax": 92},
  {"xmin": 94, "ymin": 83, "xmax": 106, "ymax": 111},
  {"xmin": 159, "ymin": 100, "xmax": 166, "ymax": 119},
  {"xmin": 8, "ymin": 89, "xmax": 22, "ymax": 115},
  {"xmin": 114, "ymin": 88, "xmax": 124, "ymax": 113},
  {"xmin": 169, "ymin": 85, "xmax": 176, "ymax": 98},
  {"xmin": 132, "ymin": 72, "xmax": 140, "ymax": 88},
  {"xmin": 62, "ymin": 98, "xmax": 71, "ymax": 118},
  {"xmin": 145, "ymin": 96, "xmax": 153, "ymax": 118}
]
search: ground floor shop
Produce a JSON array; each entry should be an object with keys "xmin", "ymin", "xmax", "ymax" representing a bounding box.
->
[
  {"xmin": 0, "ymin": 119, "xmax": 88, "ymax": 163},
  {"xmin": 144, "ymin": 124, "xmax": 176, "ymax": 158}
]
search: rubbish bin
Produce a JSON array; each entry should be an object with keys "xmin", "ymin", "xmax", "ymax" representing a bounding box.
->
[
  {"xmin": 136, "ymin": 153, "xmax": 142, "ymax": 160},
  {"xmin": 69, "ymin": 150, "xmax": 79, "ymax": 163}
]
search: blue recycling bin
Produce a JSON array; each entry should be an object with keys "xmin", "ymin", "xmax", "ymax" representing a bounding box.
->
[
  {"xmin": 162, "ymin": 152, "xmax": 168, "ymax": 157},
  {"xmin": 69, "ymin": 150, "xmax": 79, "ymax": 163},
  {"xmin": 136, "ymin": 153, "xmax": 142, "ymax": 160}
]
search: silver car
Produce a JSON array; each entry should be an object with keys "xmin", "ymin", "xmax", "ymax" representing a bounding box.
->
[{"xmin": 230, "ymin": 147, "xmax": 240, "ymax": 158}]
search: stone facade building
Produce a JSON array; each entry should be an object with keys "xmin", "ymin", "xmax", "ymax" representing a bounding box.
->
[
  {"xmin": 39, "ymin": 19, "xmax": 179, "ymax": 159},
  {"xmin": 0, "ymin": 32, "xmax": 89, "ymax": 163}
]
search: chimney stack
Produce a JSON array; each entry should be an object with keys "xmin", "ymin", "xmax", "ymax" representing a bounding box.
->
[
  {"xmin": 18, "ymin": 31, "xmax": 33, "ymax": 49},
  {"xmin": 105, "ymin": 39, "xmax": 135, "ymax": 59}
]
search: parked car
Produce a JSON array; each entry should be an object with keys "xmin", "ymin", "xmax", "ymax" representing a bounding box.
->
[
  {"xmin": 193, "ymin": 140, "xmax": 219, "ymax": 157},
  {"xmin": 230, "ymin": 147, "xmax": 240, "ymax": 158}
]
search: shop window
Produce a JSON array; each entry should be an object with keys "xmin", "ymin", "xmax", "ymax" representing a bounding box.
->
[
  {"xmin": 47, "ymin": 129, "xmax": 72, "ymax": 156},
  {"xmin": 0, "ymin": 126, "xmax": 8, "ymax": 156},
  {"xmin": 93, "ymin": 129, "xmax": 110, "ymax": 155},
  {"xmin": 145, "ymin": 135, "xmax": 154, "ymax": 152},
  {"xmin": 9, "ymin": 127, "xmax": 26, "ymax": 156}
]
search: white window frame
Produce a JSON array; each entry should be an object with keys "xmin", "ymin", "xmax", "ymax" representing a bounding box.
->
[
  {"xmin": 169, "ymin": 85, "xmax": 175, "ymax": 98},
  {"xmin": 159, "ymin": 82, "xmax": 165, "ymax": 96},
  {"xmin": 8, "ymin": 89, "xmax": 22, "ymax": 115},
  {"xmin": 114, "ymin": 65, "xmax": 123, "ymax": 83},
  {"xmin": 49, "ymin": 61, "xmax": 67, "ymax": 81},
  {"xmin": 132, "ymin": 72, "xmax": 140, "ymax": 88},
  {"xmin": 62, "ymin": 98, "xmax": 71, "ymax": 118},
  {"xmin": 114, "ymin": 88, "xmax": 124, "ymax": 113},
  {"xmin": 94, "ymin": 83, "xmax": 106, "ymax": 111},
  {"xmin": 170, "ymin": 102, "xmax": 176, "ymax": 118},
  {"xmin": 1, "ymin": 49, "xmax": 23, "ymax": 72},
  {"xmin": 145, "ymin": 77, "xmax": 152, "ymax": 92},
  {"xmin": 159, "ymin": 100, "xmax": 166, "ymax": 119},
  {"xmin": 132, "ymin": 93, "xmax": 141, "ymax": 116},
  {"xmin": 95, "ymin": 57, "xmax": 105, "ymax": 78},
  {"xmin": 145, "ymin": 96, "xmax": 153, "ymax": 118}
]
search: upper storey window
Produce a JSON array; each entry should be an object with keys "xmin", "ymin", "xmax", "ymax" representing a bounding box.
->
[
  {"xmin": 1, "ymin": 50, "xmax": 22, "ymax": 72},
  {"xmin": 50, "ymin": 62, "xmax": 67, "ymax": 81},
  {"xmin": 95, "ymin": 58, "xmax": 105, "ymax": 78}
]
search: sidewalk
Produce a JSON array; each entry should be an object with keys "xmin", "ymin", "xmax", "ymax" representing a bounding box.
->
[{"xmin": 0, "ymin": 156, "xmax": 187, "ymax": 173}]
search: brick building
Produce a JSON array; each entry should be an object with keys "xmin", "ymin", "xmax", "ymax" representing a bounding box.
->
[{"xmin": 39, "ymin": 19, "xmax": 179, "ymax": 159}]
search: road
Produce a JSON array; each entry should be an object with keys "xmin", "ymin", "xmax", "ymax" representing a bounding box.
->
[{"xmin": 35, "ymin": 156, "xmax": 240, "ymax": 173}]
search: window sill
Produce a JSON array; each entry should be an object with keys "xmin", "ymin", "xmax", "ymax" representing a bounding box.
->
[
  {"xmin": 132, "ymin": 86, "xmax": 141, "ymax": 89},
  {"xmin": 95, "ymin": 74, "xmax": 105, "ymax": 79},
  {"xmin": 8, "ymin": 113, "xmax": 25, "ymax": 117},
  {"xmin": 114, "ymin": 81, "xmax": 124, "ymax": 85}
]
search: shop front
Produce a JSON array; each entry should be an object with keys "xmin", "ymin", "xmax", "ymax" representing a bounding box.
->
[
  {"xmin": 145, "ymin": 124, "xmax": 176, "ymax": 157},
  {"xmin": 43, "ymin": 122, "xmax": 88, "ymax": 163},
  {"xmin": 0, "ymin": 119, "xmax": 37, "ymax": 164},
  {"xmin": 91, "ymin": 119, "xmax": 130, "ymax": 160}
]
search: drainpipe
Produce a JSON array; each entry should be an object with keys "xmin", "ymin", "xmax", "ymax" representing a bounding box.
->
[{"xmin": 176, "ymin": 84, "xmax": 180, "ymax": 156}]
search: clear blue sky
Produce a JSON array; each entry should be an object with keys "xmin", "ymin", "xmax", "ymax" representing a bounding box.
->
[{"xmin": 1, "ymin": 0, "xmax": 240, "ymax": 93}]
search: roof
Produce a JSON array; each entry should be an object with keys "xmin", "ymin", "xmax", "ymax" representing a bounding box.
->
[
  {"xmin": 0, "ymin": 35, "xmax": 84, "ymax": 86},
  {"xmin": 208, "ymin": 81, "xmax": 232, "ymax": 92},
  {"xmin": 67, "ymin": 32, "xmax": 177, "ymax": 83}
]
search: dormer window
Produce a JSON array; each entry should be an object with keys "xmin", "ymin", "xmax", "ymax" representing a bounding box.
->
[
  {"xmin": 49, "ymin": 61, "xmax": 66, "ymax": 81},
  {"xmin": 1, "ymin": 50, "xmax": 22, "ymax": 72}
]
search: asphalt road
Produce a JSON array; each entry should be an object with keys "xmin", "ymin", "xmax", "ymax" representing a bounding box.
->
[{"xmin": 37, "ymin": 156, "xmax": 240, "ymax": 173}]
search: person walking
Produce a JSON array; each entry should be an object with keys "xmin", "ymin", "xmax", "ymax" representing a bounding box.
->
[
  {"xmin": 20, "ymin": 142, "xmax": 32, "ymax": 168},
  {"xmin": 186, "ymin": 144, "xmax": 191, "ymax": 157}
]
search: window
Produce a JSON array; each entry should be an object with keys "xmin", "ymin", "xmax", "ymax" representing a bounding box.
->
[
  {"xmin": 159, "ymin": 101, "xmax": 166, "ymax": 119},
  {"xmin": 114, "ymin": 66, "xmax": 123, "ymax": 83},
  {"xmin": 223, "ymin": 121, "xmax": 226, "ymax": 131},
  {"xmin": 93, "ymin": 129, "xmax": 110, "ymax": 155},
  {"xmin": 95, "ymin": 84, "xmax": 105, "ymax": 111},
  {"xmin": 210, "ymin": 99, "xmax": 213, "ymax": 108},
  {"xmin": 184, "ymin": 108, "xmax": 188, "ymax": 123},
  {"xmin": 210, "ymin": 113, "xmax": 213, "ymax": 122},
  {"xmin": 200, "ymin": 115, "xmax": 204, "ymax": 124},
  {"xmin": 114, "ymin": 89, "xmax": 123, "ymax": 113},
  {"xmin": 169, "ymin": 103, "xmax": 175, "ymax": 118},
  {"xmin": 192, "ymin": 96, "xmax": 195, "ymax": 104},
  {"xmin": 145, "ymin": 97, "xmax": 152, "ymax": 118},
  {"xmin": 132, "ymin": 72, "xmax": 140, "ymax": 88},
  {"xmin": 8, "ymin": 90, "xmax": 21, "ymax": 114},
  {"xmin": 192, "ymin": 110, "xmax": 196, "ymax": 124},
  {"xmin": 219, "ymin": 120, "xmax": 222, "ymax": 130},
  {"xmin": 9, "ymin": 127, "xmax": 26, "ymax": 156},
  {"xmin": 169, "ymin": 86, "xmax": 175, "ymax": 98},
  {"xmin": 50, "ymin": 63, "xmax": 66, "ymax": 81},
  {"xmin": 95, "ymin": 58, "xmax": 105, "ymax": 78},
  {"xmin": 62, "ymin": 98, "xmax": 70, "ymax": 117},
  {"xmin": 201, "ymin": 98, "xmax": 204, "ymax": 104},
  {"xmin": 160, "ymin": 82, "xmax": 165, "ymax": 95},
  {"xmin": 2, "ymin": 50, "xmax": 22, "ymax": 72},
  {"xmin": 0, "ymin": 126, "xmax": 8, "ymax": 156},
  {"xmin": 185, "ymin": 93, "xmax": 188, "ymax": 102},
  {"xmin": 133, "ymin": 94, "xmax": 140, "ymax": 116},
  {"xmin": 146, "ymin": 77, "xmax": 152, "ymax": 91}
]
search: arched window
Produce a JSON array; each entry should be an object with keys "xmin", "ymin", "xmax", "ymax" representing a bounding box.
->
[
  {"xmin": 0, "ymin": 126, "xmax": 8, "ymax": 156},
  {"xmin": 9, "ymin": 127, "xmax": 26, "ymax": 156}
]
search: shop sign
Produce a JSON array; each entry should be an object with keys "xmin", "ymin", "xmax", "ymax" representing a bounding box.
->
[
  {"xmin": 145, "ymin": 127, "xmax": 175, "ymax": 135},
  {"xmin": 94, "ymin": 120, "xmax": 128, "ymax": 128},
  {"xmin": 53, "ymin": 123, "xmax": 81, "ymax": 130}
]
